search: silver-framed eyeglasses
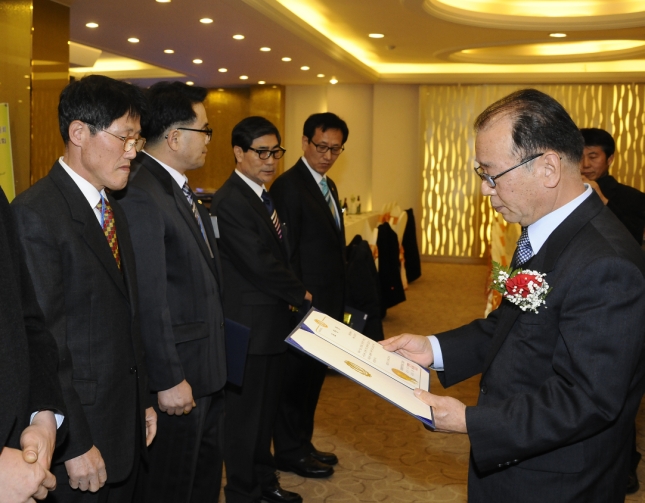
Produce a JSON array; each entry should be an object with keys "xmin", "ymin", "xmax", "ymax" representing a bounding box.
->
[
  {"xmin": 86, "ymin": 123, "xmax": 146, "ymax": 152},
  {"xmin": 248, "ymin": 147, "xmax": 286, "ymax": 160},
  {"xmin": 474, "ymin": 152, "xmax": 544, "ymax": 188},
  {"xmin": 176, "ymin": 127, "xmax": 213, "ymax": 143},
  {"xmin": 310, "ymin": 140, "xmax": 344, "ymax": 155}
]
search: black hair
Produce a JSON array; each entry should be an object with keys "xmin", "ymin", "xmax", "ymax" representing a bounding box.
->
[
  {"xmin": 142, "ymin": 81, "xmax": 209, "ymax": 144},
  {"xmin": 303, "ymin": 112, "xmax": 349, "ymax": 144},
  {"xmin": 58, "ymin": 75, "xmax": 146, "ymax": 143},
  {"xmin": 474, "ymin": 89, "xmax": 584, "ymax": 165},
  {"xmin": 580, "ymin": 128, "xmax": 615, "ymax": 158},
  {"xmin": 231, "ymin": 116, "xmax": 281, "ymax": 151}
]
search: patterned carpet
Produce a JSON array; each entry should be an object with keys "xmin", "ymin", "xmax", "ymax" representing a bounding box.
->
[{"xmin": 274, "ymin": 262, "xmax": 645, "ymax": 502}]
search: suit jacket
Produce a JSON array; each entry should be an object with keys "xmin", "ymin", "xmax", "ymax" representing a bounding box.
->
[
  {"xmin": 115, "ymin": 152, "xmax": 227, "ymax": 397},
  {"xmin": 597, "ymin": 174, "xmax": 645, "ymax": 245},
  {"xmin": 11, "ymin": 162, "xmax": 150, "ymax": 484},
  {"xmin": 270, "ymin": 159, "xmax": 346, "ymax": 319},
  {"xmin": 0, "ymin": 186, "xmax": 65, "ymax": 448},
  {"xmin": 211, "ymin": 171, "xmax": 306, "ymax": 355},
  {"xmin": 436, "ymin": 193, "xmax": 645, "ymax": 502}
]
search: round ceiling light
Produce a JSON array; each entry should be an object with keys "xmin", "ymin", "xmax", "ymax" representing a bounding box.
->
[
  {"xmin": 369, "ymin": 33, "xmax": 385, "ymax": 38},
  {"xmin": 164, "ymin": 49, "xmax": 174, "ymax": 54},
  {"xmin": 239, "ymin": 75, "xmax": 249, "ymax": 80},
  {"xmin": 128, "ymin": 37, "xmax": 139, "ymax": 43},
  {"xmin": 85, "ymin": 22, "xmax": 99, "ymax": 28},
  {"xmin": 282, "ymin": 57, "xmax": 292, "ymax": 62},
  {"xmin": 193, "ymin": 59, "xmax": 203, "ymax": 64},
  {"xmin": 260, "ymin": 47, "xmax": 271, "ymax": 52},
  {"xmin": 200, "ymin": 18, "xmax": 213, "ymax": 24},
  {"xmin": 233, "ymin": 34, "xmax": 245, "ymax": 40}
]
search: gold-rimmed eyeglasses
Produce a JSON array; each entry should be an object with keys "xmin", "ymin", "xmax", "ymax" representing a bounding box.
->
[
  {"xmin": 474, "ymin": 152, "xmax": 543, "ymax": 188},
  {"xmin": 86, "ymin": 123, "xmax": 146, "ymax": 153}
]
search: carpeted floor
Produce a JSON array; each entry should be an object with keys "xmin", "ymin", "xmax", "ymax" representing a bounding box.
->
[{"xmin": 270, "ymin": 261, "xmax": 645, "ymax": 502}]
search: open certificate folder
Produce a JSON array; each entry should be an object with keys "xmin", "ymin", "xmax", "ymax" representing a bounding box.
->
[{"xmin": 286, "ymin": 308, "xmax": 435, "ymax": 429}]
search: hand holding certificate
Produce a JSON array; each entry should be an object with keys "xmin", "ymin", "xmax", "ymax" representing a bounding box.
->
[{"xmin": 286, "ymin": 308, "xmax": 434, "ymax": 429}]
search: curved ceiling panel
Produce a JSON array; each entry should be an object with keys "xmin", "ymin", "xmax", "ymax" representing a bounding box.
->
[{"xmin": 423, "ymin": 0, "xmax": 645, "ymax": 30}]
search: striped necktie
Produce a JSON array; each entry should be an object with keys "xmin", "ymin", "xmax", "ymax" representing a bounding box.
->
[
  {"xmin": 320, "ymin": 177, "xmax": 340, "ymax": 229},
  {"xmin": 515, "ymin": 226, "xmax": 533, "ymax": 266},
  {"xmin": 96, "ymin": 197, "xmax": 121, "ymax": 270},
  {"xmin": 182, "ymin": 182, "xmax": 214, "ymax": 258},
  {"xmin": 261, "ymin": 190, "xmax": 283, "ymax": 240}
]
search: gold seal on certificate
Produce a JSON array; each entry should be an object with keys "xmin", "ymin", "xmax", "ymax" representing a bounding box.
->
[
  {"xmin": 314, "ymin": 318, "xmax": 328, "ymax": 328},
  {"xmin": 392, "ymin": 368, "xmax": 417, "ymax": 384},
  {"xmin": 345, "ymin": 360, "xmax": 371, "ymax": 377}
]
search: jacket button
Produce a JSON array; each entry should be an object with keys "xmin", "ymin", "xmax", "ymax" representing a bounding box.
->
[
  {"xmin": 498, "ymin": 463, "xmax": 503, "ymax": 468},
  {"xmin": 480, "ymin": 385, "xmax": 487, "ymax": 394},
  {"xmin": 130, "ymin": 366, "xmax": 137, "ymax": 374},
  {"xmin": 220, "ymin": 322, "xmax": 224, "ymax": 329}
]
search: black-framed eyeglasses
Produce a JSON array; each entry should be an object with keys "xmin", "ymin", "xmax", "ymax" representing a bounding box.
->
[
  {"xmin": 86, "ymin": 123, "xmax": 146, "ymax": 153},
  {"xmin": 175, "ymin": 127, "xmax": 213, "ymax": 143},
  {"xmin": 310, "ymin": 140, "xmax": 344, "ymax": 155},
  {"xmin": 248, "ymin": 147, "xmax": 286, "ymax": 160},
  {"xmin": 474, "ymin": 153, "xmax": 544, "ymax": 188}
]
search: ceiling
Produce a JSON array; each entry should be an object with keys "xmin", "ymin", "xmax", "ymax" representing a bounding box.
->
[{"xmin": 60, "ymin": 0, "xmax": 645, "ymax": 88}]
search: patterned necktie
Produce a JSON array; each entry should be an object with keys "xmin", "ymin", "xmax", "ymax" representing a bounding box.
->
[
  {"xmin": 515, "ymin": 226, "xmax": 533, "ymax": 266},
  {"xmin": 261, "ymin": 190, "xmax": 283, "ymax": 240},
  {"xmin": 320, "ymin": 177, "xmax": 340, "ymax": 229},
  {"xmin": 182, "ymin": 182, "xmax": 214, "ymax": 258},
  {"xmin": 96, "ymin": 197, "xmax": 121, "ymax": 270}
]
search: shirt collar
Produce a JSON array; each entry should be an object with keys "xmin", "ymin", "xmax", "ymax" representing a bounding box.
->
[
  {"xmin": 58, "ymin": 157, "xmax": 105, "ymax": 209},
  {"xmin": 301, "ymin": 156, "xmax": 325, "ymax": 185},
  {"xmin": 527, "ymin": 185, "xmax": 593, "ymax": 255},
  {"xmin": 143, "ymin": 150, "xmax": 187, "ymax": 189},
  {"xmin": 234, "ymin": 169, "xmax": 265, "ymax": 199}
]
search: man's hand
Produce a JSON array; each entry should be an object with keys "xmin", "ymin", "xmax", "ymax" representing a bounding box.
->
[
  {"xmin": 21, "ymin": 411, "xmax": 57, "ymax": 471},
  {"xmin": 64, "ymin": 446, "xmax": 107, "ymax": 492},
  {"xmin": 145, "ymin": 407, "xmax": 157, "ymax": 446},
  {"xmin": 581, "ymin": 175, "xmax": 608, "ymax": 205},
  {"xmin": 0, "ymin": 446, "xmax": 56, "ymax": 502},
  {"xmin": 413, "ymin": 389, "xmax": 467, "ymax": 433},
  {"xmin": 158, "ymin": 380, "xmax": 196, "ymax": 416},
  {"xmin": 379, "ymin": 333, "xmax": 434, "ymax": 367},
  {"xmin": 304, "ymin": 291, "xmax": 313, "ymax": 302}
]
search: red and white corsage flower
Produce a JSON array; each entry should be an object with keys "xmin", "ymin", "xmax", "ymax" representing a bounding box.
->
[{"xmin": 491, "ymin": 262, "xmax": 551, "ymax": 314}]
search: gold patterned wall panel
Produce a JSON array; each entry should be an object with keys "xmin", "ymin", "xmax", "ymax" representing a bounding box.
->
[
  {"xmin": 421, "ymin": 84, "xmax": 645, "ymax": 260},
  {"xmin": 187, "ymin": 85, "xmax": 285, "ymax": 193}
]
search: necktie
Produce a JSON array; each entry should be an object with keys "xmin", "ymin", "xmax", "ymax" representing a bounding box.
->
[
  {"xmin": 515, "ymin": 226, "xmax": 533, "ymax": 266},
  {"xmin": 182, "ymin": 182, "xmax": 214, "ymax": 258},
  {"xmin": 320, "ymin": 177, "xmax": 340, "ymax": 229},
  {"xmin": 261, "ymin": 190, "xmax": 283, "ymax": 240},
  {"xmin": 96, "ymin": 197, "xmax": 121, "ymax": 270}
]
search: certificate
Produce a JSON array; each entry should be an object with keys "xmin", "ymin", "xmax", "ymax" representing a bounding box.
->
[{"xmin": 286, "ymin": 308, "xmax": 434, "ymax": 429}]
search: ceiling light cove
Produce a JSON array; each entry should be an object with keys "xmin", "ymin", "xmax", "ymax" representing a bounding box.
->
[{"xmin": 422, "ymin": 0, "xmax": 645, "ymax": 30}]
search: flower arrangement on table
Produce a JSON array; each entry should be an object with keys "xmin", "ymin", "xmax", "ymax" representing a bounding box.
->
[{"xmin": 490, "ymin": 262, "xmax": 551, "ymax": 314}]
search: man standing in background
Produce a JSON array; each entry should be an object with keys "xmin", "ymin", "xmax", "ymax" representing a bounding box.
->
[
  {"xmin": 270, "ymin": 112, "xmax": 349, "ymax": 478},
  {"xmin": 12, "ymin": 75, "xmax": 156, "ymax": 502},
  {"xmin": 116, "ymin": 81, "xmax": 227, "ymax": 503},
  {"xmin": 212, "ymin": 116, "xmax": 311, "ymax": 503}
]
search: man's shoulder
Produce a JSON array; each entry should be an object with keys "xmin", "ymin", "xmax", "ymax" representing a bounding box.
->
[{"xmin": 12, "ymin": 172, "xmax": 59, "ymax": 210}]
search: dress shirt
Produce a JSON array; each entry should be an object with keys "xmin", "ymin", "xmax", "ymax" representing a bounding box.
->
[
  {"xmin": 234, "ymin": 169, "xmax": 266, "ymax": 200},
  {"xmin": 59, "ymin": 157, "xmax": 106, "ymax": 224},
  {"xmin": 429, "ymin": 185, "xmax": 593, "ymax": 370},
  {"xmin": 142, "ymin": 150, "xmax": 189, "ymax": 190},
  {"xmin": 301, "ymin": 156, "xmax": 341, "ymax": 218}
]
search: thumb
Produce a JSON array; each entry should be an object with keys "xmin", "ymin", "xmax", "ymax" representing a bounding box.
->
[{"xmin": 22, "ymin": 442, "xmax": 39, "ymax": 463}]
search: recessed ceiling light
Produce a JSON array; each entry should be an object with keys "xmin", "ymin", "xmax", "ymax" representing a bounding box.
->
[
  {"xmin": 200, "ymin": 18, "xmax": 213, "ymax": 24},
  {"xmin": 239, "ymin": 75, "xmax": 249, "ymax": 80},
  {"xmin": 330, "ymin": 78, "xmax": 338, "ymax": 84},
  {"xmin": 300, "ymin": 66, "xmax": 310, "ymax": 71},
  {"xmin": 258, "ymin": 81, "xmax": 266, "ymax": 85},
  {"xmin": 186, "ymin": 81, "xmax": 194, "ymax": 86},
  {"xmin": 128, "ymin": 37, "xmax": 140, "ymax": 43},
  {"xmin": 218, "ymin": 68, "xmax": 227, "ymax": 73},
  {"xmin": 85, "ymin": 22, "xmax": 99, "ymax": 28},
  {"xmin": 232, "ymin": 34, "xmax": 245, "ymax": 40},
  {"xmin": 281, "ymin": 57, "xmax": 292, "ymax": 62},
  {"xmin": 164, "ymin": 49, "xmax": 174, "ymax": 54},
  {"xmin": 193, "ymin": 59, "xmax": 203, "ymax": 64},
  {"xmin": 156, "ymin": 0, "xmax": 171, "ymax": 3},
  {"xmin": 317, "ymin": 73, "xmax": 325, "ymax": 78},
  {"xmin": 550, "ymin": 33, "xmax": 567, "ymax": 38},
  {"xmin": 369, "ymin": 33, "xmax": 385, "ymax": 38},
  {"xmin": 260, "ymin": 47, "xmax": 271, "ymax": 52}
]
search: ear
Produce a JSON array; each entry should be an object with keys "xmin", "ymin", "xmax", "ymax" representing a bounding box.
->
[
  {"xmin": 542, "ymin": 151, "xmax": 561, "ymax": 189},
  {"xmin": 233, "ymin": 146, "xmax": 245, "ymax": 164},
  {"xmin": 607, "ymin": 153, "xmax": 615, "ymax": 167},
  {"xmin": 68, "ymin": 120, "xmax": 86, "ymax": 148},
  {"xmin": 301, "ymin": 135, "xmax": 309, "ymax": 152},
  {"xmin": 165, "ymin": 129, "xmax": 180, "ymax": 151}
]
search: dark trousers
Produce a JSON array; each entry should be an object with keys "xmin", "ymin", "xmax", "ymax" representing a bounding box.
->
[
  {"xmin": 273, "ymin": 347, "xmax": 327, "ymax": 462},
  {"xmin": 138, "ymin": 390, "xmax": 225, "ymax": 503},
  {"xmin": 223, "ymin": 353, "xmax": 284, "ymax": 503}
]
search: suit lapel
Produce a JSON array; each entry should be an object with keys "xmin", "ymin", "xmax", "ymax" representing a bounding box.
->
[
  {"xmin": 49, "ymin": 163, "xmax": 127, "ymax": 299},
  {"xmin": 481, "ymin": 192, "xmax": 605, "ymax": 377},
  {"xmin": 296, "ymin": 160, "xmax": 343, "ymax": 240}
]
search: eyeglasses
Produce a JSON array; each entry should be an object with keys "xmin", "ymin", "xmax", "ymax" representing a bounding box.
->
[
  {"xmin": 86, "ymin": 123, "xmax": 146, "ymax": 153},
  {"xmin": 310, "ymin": 140, "xmax": 344, "ymax": 155},
  {"xmin": 474, "ymin": 152, "xmax": 544, "ymax": 188},
  {"xmin": 248, "ymin": 147, "xmax": 286, "ymax": 160},
  {"xmin": 176, "ymin": 127, "xmax": 213, "ymax": 143}
]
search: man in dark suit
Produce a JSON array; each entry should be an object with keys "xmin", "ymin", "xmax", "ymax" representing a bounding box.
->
[
  {"xmin": 12, "ymin": 75, "xmax": 157, "ymax": 502},
  {"xmin": 116, "ymin": 81, "xmax": 227, "ymax": 503},
  {"xmin": 580, "ymin": 127, "xmax": 645, "ymax": 245},
  {"xmin": 1, "ymin": 185, "xmax": 66, "ymax": 501},
  {"xmin": 211, "ymin": 116, "xmax": 311, "ymax": 503},
  {"xmin": 270, "ymin": 112, "xmax": 349, "ymax": 478},
  {"xmin": 382, "ymin": 89, "xmax": 645, "ymax": 502}
]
